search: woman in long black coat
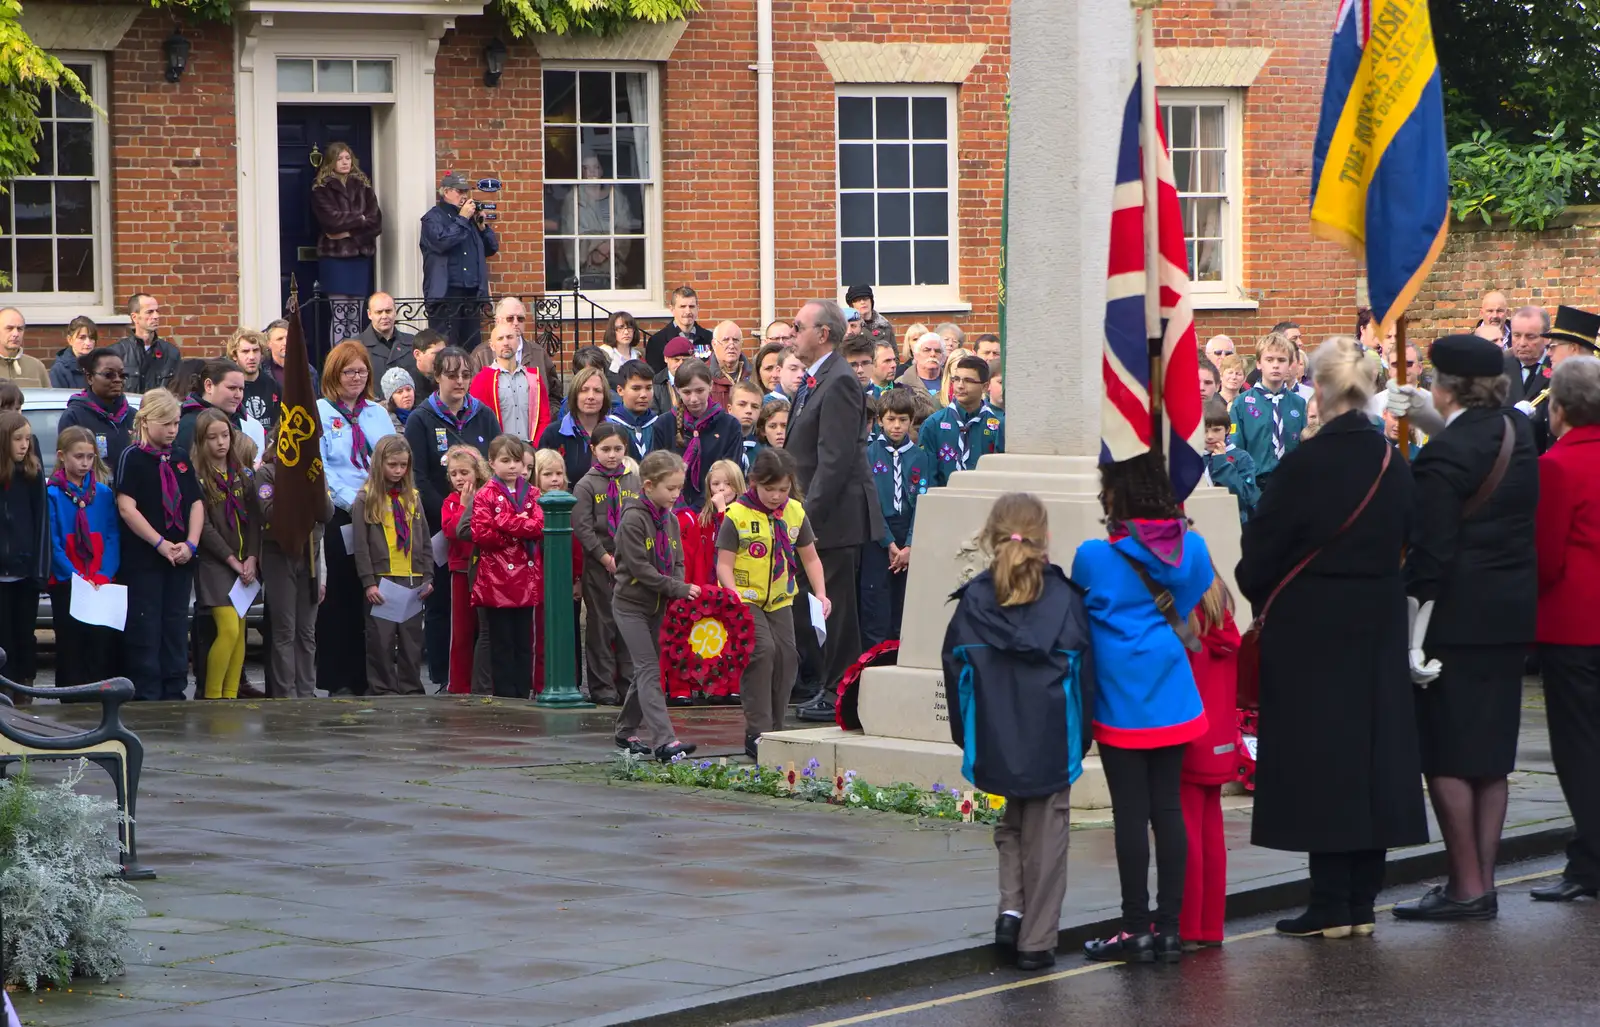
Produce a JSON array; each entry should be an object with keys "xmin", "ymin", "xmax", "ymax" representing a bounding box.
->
[
  {"xmin": 1237, "ymin": 335, "xmax": 1427, "ymax": 939},
  {"xmin": 1393, "ymin": 335, "xmax": 1538, "ymax": 921}
]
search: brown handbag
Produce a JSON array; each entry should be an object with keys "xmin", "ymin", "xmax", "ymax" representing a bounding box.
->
[{"xmin": 1236, "ymin": 443, "xmax": 1392, "ymax": 708}]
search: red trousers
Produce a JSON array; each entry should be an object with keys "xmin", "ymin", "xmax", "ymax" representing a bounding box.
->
[
  {"xmin": 1180, "ymin": 781, "xmax": 1226, "ymax": 942},
  {"xmin": 448, "ymin": 572, "xmax": 476, "ymax": 694}
]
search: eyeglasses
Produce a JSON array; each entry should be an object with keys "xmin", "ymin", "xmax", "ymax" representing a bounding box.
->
[
  {"xmin": 949, "ymin": 376, "xmax": 984, "ymax": 387},
  {"xmin": 438, "ymin": 369, "xmax": 471, "ymax": 381},
  {"xmin": 791, "ymin": 321, "xmax": 810, "ymax": 333},
  {"xmin": 502, "ymin": 314, "xmax": 527, "ymax": 322},
  {"xmin": 93, "ymin": 370, "xmax": 126, "ymax": 380},
  {"xmin": 341, "ymin": 368, "xmax": 370, "ymax": 379}
]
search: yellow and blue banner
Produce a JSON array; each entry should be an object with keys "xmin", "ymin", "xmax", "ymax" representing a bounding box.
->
[{"xmin": 1310, "ymin": 0, "xmax": 1448, "ymax": 329}]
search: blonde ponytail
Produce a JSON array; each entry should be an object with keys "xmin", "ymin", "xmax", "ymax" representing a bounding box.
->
[{"xmin": 982, "ymin": 492, "xmax": 1051, "ymax": 607}]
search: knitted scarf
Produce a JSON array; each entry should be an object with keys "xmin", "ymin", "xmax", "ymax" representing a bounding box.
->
[
  {"xmin": 626, "ymin": 496, "xmax": 673, "ymax": 575},
  {"xmin": 330, "ymin": 397, "xmax": 372, "ymax": 470},
  {"xmin": 735, "ymin": 488, "xmax": 796, "ymax": 595},
  {"xmin": 677, "ymin": 401, "xmax": 724, "ymax": 488},
  {"xmin": 591, "ymin": 462, "xmax": 627, "ymax": 534},
  {"xmin": 387, "ymin": 486, "xmax": 411, "ymax": 556},
  {"xmin": 49, "ymin": 467, "xmax": 96, "ymax": 574},
  {"xmin": 139, "ymin": 443, "xmax": 183, "ymax": 531}
]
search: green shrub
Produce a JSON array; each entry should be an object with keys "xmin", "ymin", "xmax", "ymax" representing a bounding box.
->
[{"xmin": 1448, "ymin": 121, "xmax": 1600, "ymax": 229}]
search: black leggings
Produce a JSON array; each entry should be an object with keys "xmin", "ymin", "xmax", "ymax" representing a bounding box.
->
[
  {"xmin": 1101, "ymin": 742, "xmax": 1187, "ymax": 934},
  {"xmin": 484, "ymin": 606, "xmax": 532, "ymax": 699}
]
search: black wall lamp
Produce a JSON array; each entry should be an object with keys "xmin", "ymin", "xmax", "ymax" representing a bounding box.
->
[
  {"xmin": 163, "ymin": 28, "xmax": 191, "ymax": 83},
  {"xmin": 483, "ymin": 37, "xmax": 507, "ymax": 87}
]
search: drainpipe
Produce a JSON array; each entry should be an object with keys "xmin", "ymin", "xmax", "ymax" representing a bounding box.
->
[{"xmin": 754, "ymin": 0, "xmax": 776, "ymax": 328}]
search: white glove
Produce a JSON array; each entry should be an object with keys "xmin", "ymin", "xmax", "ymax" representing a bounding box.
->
[
  {"xmin": 1407, "ymin": 596, "xmax": 1442, "ymax": 686},
  {"xmin": 1384, "ymin": 379, "xmax": 1447, "ymax": 435},
  {"xmin": 1514, "ymin": 400, "xmax": 1536, "ymax": 417}
]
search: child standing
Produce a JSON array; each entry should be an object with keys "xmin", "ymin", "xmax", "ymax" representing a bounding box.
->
[
  {"xmin": 571, "ymin": 424, "xmax": 638, "ymax": 707},
  {"xmin": 532, "ymin": 448, "xmax": 582, "ymax": 697},
  {"xmin": 755, "ymin": 398, "xmax": 789, "ymax": 456},
  {"xmin": 116, "ymin": 390, "xmax": 204, "ymax": 702},
  {"xmin": 613, "ymin": 450, "xmax": 698, "ymax": 761},
  {"xmin": 1202, "ymin": 402, "xmax": 1260, "ymax": 521},
  {"xmin": 1180, "ymin": 570, "xmax": 1241, "ymax": 951},
  {"xmin": 862, "ymin": 389, "xmax": 934, "ymax": 647},
  {"xmin": 650, "ymin": 359, "xmax": 743, "ymax": 512},
  {"xmin": 681, "ymin": 458, "xmax": 745, "ymax": 703},
  {"xmin": 716, "ymin": 448, "xmax": 830, "ymax": 760},
  {"xmin": 1073, "ymin": 453, "xmax": 1213, "ymax": 964},
  {"xmin": 191, "ymin": 409, "xmax": 261, "ymax": 700},
  {"xmin": 727, "ymin": 381, "xmax": 765, "ymax": 470},
  {"xmin": 944, "ymin": 492, "xmax": 1094, "ymax": 972},
  {"xmin": 256, "ymin": 437, "xmax": 332, "ymax": 699},
  {"xmin": 440, "ymin": 445, "xmax": 492, "ymax": 695},
  {"xmin": 0, "ymin": 412, "xmax": 46, "ymax": 692},
  {"xmin": 46, "ymin": 426, "xmax": 121, "ymax": 687},
  {"xmin": 472, "ymin": 435, "xmax": 544, "ymax": 699},
  {"xmin": 352, "ymin": 436, "xmax": 433, "ymax": 695},
  {"xmin": 1228, "ymin": 331, "xmax": 1308, "ymax": 490}
]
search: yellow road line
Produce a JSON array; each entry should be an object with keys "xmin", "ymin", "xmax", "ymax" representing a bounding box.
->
[{"xmin": 801, "ymin": 867, "xmax": 1564, "ymax": 1027}]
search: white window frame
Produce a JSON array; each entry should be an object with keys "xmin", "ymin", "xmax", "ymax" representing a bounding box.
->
[
  {"xmin": 834, "ymin": 83, "xmax": 963, "ymax": 313},
  {"xmin": 6, "ymin": 52, "xmax": 115, "ymax": 323},
  {"xmin": 1159, "ymin": 87, "xmax": 1252, "ymax": 309},
  {"xmin": 540, "ymin": 61, "xmax": 662, "ymax": 314}
]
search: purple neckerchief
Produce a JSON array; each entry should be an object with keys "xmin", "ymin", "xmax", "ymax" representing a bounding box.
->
[
  {"xmin": 49, "ymin": 466, "xmax": 96, "ymax": 567},
  {"xmin": 1109, "ymin": 518, "xmax": 1188, "ymax": 567},
  {"xmin": 590, "ymin": 463, "xmax": 627, "ymax": 534},
  {"xmin": 330, "ymin": 398, "xmax": 372, "ymax": 470},
  {"xmin": 678, "ymin": 401, "xmax": 724, "ymax": 488},
  {"xmin": 735, "ymin": 489, "xmax": 797, "ymax": 593},
  {"xmin": 73, "ymin": 391, "xmax": 131, "ymax": 426},
  {"xmin": 427, "ymin": 392, "xmax": 481, "ymax": 434},
  {"xmin": 388, "ymin": 487, "xmax": 412, "ymax": 555},
  {"xmin": 216, "ymin": 469, "xmax": 248, "ymax": 546},
  {"xmin": 625, "ymin": 496, "xmax": 673, "ymax": 574},
  {"xmin": 139, "ymin": 443, "xmax": 183, "ymax": 531}
]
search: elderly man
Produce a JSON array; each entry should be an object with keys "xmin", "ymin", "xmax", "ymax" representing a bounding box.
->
[
  {"xmin": 468, "ymin": 296, "xmax": 555, "ymax": 396},
  {"xmin": 114, "ymin": 292, "xmax": 181, "ymax": 393},
  {"xmin": 0, "ymin": 309, "xmax": 48, "ymax": 387},
  {"xmin": 1503, "ymin": 306, "xmax": 1551, "ymax": 404},
  {"xmin": 893, "ymin": 331, "xmax": 946, "ymax": 419},
  {"xmin": 1204, "ymin": 333, "xmax": 1236, "ymax": 367},
  {"xmin": 646, "ymin": 286, "xmax": 713, "ymax": 371},
  {"xmin": 421, "ymin": 171, "xmax": 498, "ymax": 351},
  {"xmin": 1474, "ymin": 290, "xmax": 1512, "ymax": 347},
  {"xmin": 786, "ymin": 300, "xmax": 878, "ymax": 724},
  {"xmin": 708, "ymin": 320, "xmax": 749, "ymax": 409},
  {"xmin": 358, "ymin": 292, "xmax": 416, "ymax": 377}
]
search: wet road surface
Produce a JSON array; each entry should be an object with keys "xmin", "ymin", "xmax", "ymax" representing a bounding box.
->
[{"xmin": 744, "ymin": 856, "xmax": 1600, "ymax": 1027}]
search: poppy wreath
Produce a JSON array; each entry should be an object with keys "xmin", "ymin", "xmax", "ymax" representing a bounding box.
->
[
  {"xmin": 658, "ymin": 589, "xmax": 756, "ymax": 698},
  {"xmin": 835, "ymin": 639, "xmax": 900, "ymax": 731}
]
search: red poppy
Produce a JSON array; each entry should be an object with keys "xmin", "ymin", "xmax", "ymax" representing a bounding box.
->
[
  {"xmin": 960, "ymin": 799, "xmax": 973, "ymax": 815},
  {"xmin": 786, "ymin": 769, "xmax": 797, "ymax": 786},
  {"xmin": 176, "ymin": 462, "xmax": 188, "ymax": 473}
]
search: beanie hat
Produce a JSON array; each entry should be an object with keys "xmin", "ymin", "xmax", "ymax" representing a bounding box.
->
[{"xmin": 380, "ymin": 367, "xmax": 415, "ymax": 401}]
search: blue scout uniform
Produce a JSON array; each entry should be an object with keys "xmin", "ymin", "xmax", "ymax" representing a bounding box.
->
[
  {"xmin": 1204, "ymin": 445, "xmax": 1260, "ymax": 522},
  {"xmin": 1228, "ymin": 384, "xmax": 1306, "ymax": 482},
  {"xmin": 918, "ymin": 400, "xmax": 1004, "ymax": 488}
]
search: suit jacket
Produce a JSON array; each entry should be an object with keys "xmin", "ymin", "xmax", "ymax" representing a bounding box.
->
[
  {"xmin": 1503, "ymin": 351, "xmax": 1551, "ymax": 404},
  {"xmin": 359, "ymin": 325, "xmax": 416, "ymax": 378},
  {"xmin": 1536, "ymin": 424, "xmax": 1600, "ymax": 644},
  {"xmin": 783, "ymin": 350, "xmax": 879, "ymax": 550},
  {"xmin": 644, "ymin": 322, "xmax": 713, "ymax": 373}
]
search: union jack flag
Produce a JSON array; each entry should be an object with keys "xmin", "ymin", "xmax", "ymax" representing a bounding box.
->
[{"xmin": 1101, "ymin": 67, "xmax": 1205, "ymax": 502}]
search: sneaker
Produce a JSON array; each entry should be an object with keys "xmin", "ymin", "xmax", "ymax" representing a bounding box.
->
[{"xmin": 614, "ymin": 735, "xmax": 651, "ymax": 756}]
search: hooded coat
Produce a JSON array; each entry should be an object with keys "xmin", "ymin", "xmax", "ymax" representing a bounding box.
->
[
  {"xmin": 1183, "ymin": 611, "xmax": 1243, "ymax": 786},
  {"xmin": 943, "ymin": 566, "xmax": 1096, "ymax": 799},
  {"xmin": 57, "ymin": 391, "xmax": 135, "ymax": 471},
  {"xmin": 48, "ymin": 349, "xmax": 85, "ymax": 390}
]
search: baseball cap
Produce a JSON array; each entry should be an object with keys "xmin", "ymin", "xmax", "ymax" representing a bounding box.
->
[{"xmin": 439, "ymin": 170, "xmax": 472, "ymax": 191}]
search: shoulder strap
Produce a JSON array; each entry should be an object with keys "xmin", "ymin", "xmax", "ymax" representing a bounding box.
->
[
  {"xmin": 1114, "ymin": 548, "xmax": 1203, "ymax": 653},
  {"xmin": 1252, "ymin": 442, "xmax": 1392, "ymax": 630},
  {"xmin": 1462, "ymin": 415, "xmax": 1514, "ymax": 520}
]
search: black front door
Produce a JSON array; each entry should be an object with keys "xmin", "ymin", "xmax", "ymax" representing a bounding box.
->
[{"xmin": 278, "ymin": 105, "xmax": 373, "ymax": 364}]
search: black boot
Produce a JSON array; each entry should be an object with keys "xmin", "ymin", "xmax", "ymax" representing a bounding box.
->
[
  {"xmin": 1152, "ymin": 932, "xmax": 1183, "ymax": 963},
  {"xmin": 1275, "ymin": 907, "xmax": 1353, "ymax": 938},
  {"xmin": 795, "ymin": 691, "xmax": 837, "ymax": 722},
  {"xmin": 1083, "ymin": 931, "xmax": 1155, "ymax": 963},
  {"xmin": 994, "ymin": 913, "xmax": 1021, "ymax": 953}
]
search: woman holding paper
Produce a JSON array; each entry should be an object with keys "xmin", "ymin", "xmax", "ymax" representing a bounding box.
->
[
  {"xmin": 191, "ymin": 409, "xmax": 261, "ymax": 700},
  {"xmin": 351, "ymin": 435, "xmax": 432, "ymax": 695},
  {"xmin": 46, "ymin": 426, "xmax": 122, "ymax": 686}
]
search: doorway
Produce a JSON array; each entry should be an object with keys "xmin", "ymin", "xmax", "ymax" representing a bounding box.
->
[{"xmin": 277, "ymin": 104, "xmax": 374, "ymax": 363}]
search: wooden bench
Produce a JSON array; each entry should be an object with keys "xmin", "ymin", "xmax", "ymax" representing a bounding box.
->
[{"xmin": 0, "ymin": 677, "xmax": 154, "ymax": 880}]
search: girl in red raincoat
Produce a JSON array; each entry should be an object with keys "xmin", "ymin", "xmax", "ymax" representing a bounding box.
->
[{"xmin": 471, "ymin": 434, "xmax": 544, "ymax": 699}]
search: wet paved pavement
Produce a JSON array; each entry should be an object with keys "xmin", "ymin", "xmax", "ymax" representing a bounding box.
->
[
  {"xmin": 744, "ymin": 856, "xmax": 1600, "ymax": 1027},
  {"xmin": 11, "ymin": 689, "xmax": 1572, "ymax": 1027}
]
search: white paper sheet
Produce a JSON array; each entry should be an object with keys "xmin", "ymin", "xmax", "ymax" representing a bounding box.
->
[
  {"xmin": 228, "ymin": 576, "xmax": 261, "ymax": 619},
  {"xmin": 808, "ymin": 592, "xmax": 827, "ymax": 647},
  {"xmin": 69, "ymin": 574, "xmax": 127, "ymax": 630},
  {"xmin": 370, "ymin": 578, "xmax": 424, "ymax": 623},
  {"xmin": 340, "ymin": 523, "xmax": 354, "ymax": 552},
  {"xmin": 430, "ymin": 531, "xmax": 449, "ymax": 568},
  {"xmin": 240, "ymin": 417, "xmax": 267, "ymax": 466}
]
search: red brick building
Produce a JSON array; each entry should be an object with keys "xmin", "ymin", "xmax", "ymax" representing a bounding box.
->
[{"xmin": 12, "ymin": 0, "xmax": 1010, "ymax": 357}]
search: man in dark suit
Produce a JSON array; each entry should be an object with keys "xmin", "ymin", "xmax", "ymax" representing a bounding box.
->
[
  {"xmin": 645, "ymin": 286, "xmax": 714, "ymax": 372},
  {"xmin": 786, "ymin": 300, "xmax": 879, "ymax": 722},
  {"xmin": 1503, "ymin": 305, "xmax": 1551, "ymax": 405}
]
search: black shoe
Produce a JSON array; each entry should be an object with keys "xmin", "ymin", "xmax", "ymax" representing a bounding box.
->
[
  {"xmin": 1276, "ymin": 908, "xmax": 1353, "ymax": 938},
  {"xmin": 1152, "ymin": 932, "xmax": 1183, "ymax": 963},
  {"xmin": 591, "ymin": 689, "xmax": 621, "ymax": 706},
  {"xmin": 726, "ymin": 692, "xmax": 741, "ymax": 704},
  {"xmin": 614, "ymin": 735, "xmax": 652, "ymax": 756},
  {"xmin": 1083, "ymin": 931, "xmax": 1155, "ymax": 963},
  {"xmin": 795, "ymin": 696, "xmax": 837, "ymax": 723},
  {"xmin": 790, "ymin": 678, "xmax": 822, "ymax": 704},
  {"xmin": 656, "ymin": 741, "xmax": 698, "ymax": 762},
  {"xmin": 994, "ymin": 913, "xmax": 1021, "ymax": 952},
  {"xmin": 668, "ymin": 695, "xmax": 695, "ymax": 708},
  {"xmin": 1015, "ymin": 948, "xmax": 1055, "ymax": 971},
  {"xmin": 744, "ymin": 736, "xmax": 760, "ymax": 761},
  {"xmin": 1531, "ymin": 878, "xmax": 1599, "ymax": 902},
  {"xmin": 1392, "ymin": 884, "xmax": 1496, "ymax": 921}
]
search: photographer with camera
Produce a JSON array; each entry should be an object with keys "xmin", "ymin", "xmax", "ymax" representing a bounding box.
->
[{"xmin": 421, "ymin": 171, "xmax": 499, "ymax": 352}]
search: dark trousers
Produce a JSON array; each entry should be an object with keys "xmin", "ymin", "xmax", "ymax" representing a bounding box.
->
[
  {"xmin": 424, "ymin": 562, "xmax": 451, "ymax": 687},
  {"xmin": 48, "ymin": 583, "xmax": 118, "ymax": 687},
  {"xmin": 1308, "ymin": 849, "xmax": 1387, "ymax": 921},
  {"xmin": 0, "ymin": 578, "xmax": 39, "ymax": 683},
  {"xmin": 316, "ymin": 509, "xmax": 368, "ymax": 694},
  {"xmin": 1540, "ymin": 644, "xmax": 1600, "ymax": 887},
  {"xmin": 484, "ymin": 606, "xmax": 532, "ymax": 699},
  {"xmin": 427, "ymin": 288, "xmax": 484, "ymax": 353},
  {"xmin": 122, "ymin": 563, "xmax": 195, "ymax": 701},
  {"xmin": 816, "ymin": 545, "xmax": 862, "ymax": 694},
  {"xmin": 1100, "ymin": 742, "xmax": 1187, "ymax": 934},
  {"xmin": 858, "ymin": 541, "xmax": 906, "ymax": 651}
]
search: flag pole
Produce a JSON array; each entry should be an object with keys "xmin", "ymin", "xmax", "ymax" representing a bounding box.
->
[
  {"xmin": 1391, "ymin": 313, "xmax": 1411, "ymax": 462},
  {"xmin": 1136, "ymin": 0, "xmax": 1164, "ymax": 459}
]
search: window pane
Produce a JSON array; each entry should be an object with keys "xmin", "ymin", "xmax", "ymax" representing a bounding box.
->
[
  {"xmin": 913, "ymin": 193, "xmax": 947, "ymax": 237},
  {"xmin": 544, "ymin": 184, "xmax": 574, "ymax": 235},
  {"xmin": 841, "ymin": 241, "xmax": 874, "ymax": 286},
  {"xmin": 1181, "ymin": 197, "xmax": 1197, "ymax": 235},
  {"xmin": 878, "ymin": 240, "xmax": 911, "ymax": 286},
  {"xmin": 0, "ymin": 243, "xmax": 11, "ymax": 290},
  {"xmin": 545, "ymin": 238, "xmax": 576, "ymax": 290},
  {"xmin": 877, "ymin": 192, "xmax": 910, "ymax": 237},
  {"xmin": 914, "ymin": 240, "xmax": 949, "ymax": 285},
  {"xmin": 615, "ymin": 237, "xmax": 645, "ymax": 290},
  {"xmin": 580, "ymin": 127, "xmax": 613, "ymax": 178},
  {"xmin": 876, "ymin": 144, "xmax": 909, "ymax": 189},
  {"xmin": 15, "ymin": 238, "xmax": 51, "ymax": 291},
  {"xmin": 1194, "ymin": 238, "xmax": 1222, "ymax": 281},
  {"xmin": 912, "ymin": 97, "xmax": 946, "ymax": 140},
  {"xmin": 577, "ymin": 238, "xmax": 613, "ymax": 289},
  {"xmin": 55, "ymin": 181, "xmax": 92, "ymax": 235},
  {"xmin": 579, "ymin": 71, "xmax": 612, "ymax": 123},
  {"xmin": 29, "ymin": 125, "xmax": 53, "ymax": 176},
  {"xmin": 29, "ymin": 82, "xmax": 51, "ymax": 119},
  {"xmin": 875, "ymin": 96, "xmax": 909, "ymax": 139},
  {"xmin": 616, "ymin": 127, "xmax": 649, "ymax": 179},
  {"xmin": 277, "ymin": 59, "xmax": 314, "ymax": 92},
  {"xmin": 1198, "ymin": 150, "xmax": 1224, "ymax": 192},
  {"xmin": 616, "ymin": 73, "xmax": 647, "ymax": 123},
  {"xmin": 839, "ymin": 144, "xmax": 874, "ymax": 189},
  {"xmin": 1172, "ymin": 150, "xmax": 1194, "ymax": 192},
  {"xmin": 576, "ymin": 187, "xmax": 612, "ymax": 236},
  {"xmin": 614, "ymin": 184, "xmax": 645, "ymax": 233},
  {"xmin": 912, "ymin": 143, "xmax": 947, "ymax": 188},
  {"xmin": 356, "ymin": 60, "xmax": 393, "ymax": 93},
  {"xmin": 1185, "ymin": 240, "xmax": 1197, "ymax": 279},
  {"xmin": 57, "ymin": 67, "xmax": 92, "ymax": 119},
  {"xmin": 839, "ymin": 97, "xmax": 873, "ymax": 140},
  {"xmin": 545, "ymin": 125, "xmax": 577, "ymax": 179},
  {"xmin": 1198, "ymin": 106, "xmax": 1225, "ymax": 148},
  {"xmin": 57, "ymin": 237, "xmax": 93, "ymax": 292},
  {"xmin": 1168, "ymin": 106, "xmax": 1194, "ymax": 148},
  {"xmin": 544, "ymin": 70, "xmax": 577, "ymax": 123},
  {"xmin": 316, "ymin": 60, "xmax": 354, "ymax": 93},
  {"xmin": 840, "ymin": 193, "xmax": 874, "ymax": 238},
  {"xmin": 1192, "ymin": 197, "xmax": 1223, "ymax": 238},
  {"xmin": 57, "ymin": 122, "xmax": 93, "ymax": 177},
  {"xmin": 0, "ymin": 196, "xmax": 9, "ymax": 235},
  {"xmin": 13, "ymin": 181, "xmax": 50, "ymax": 235}
]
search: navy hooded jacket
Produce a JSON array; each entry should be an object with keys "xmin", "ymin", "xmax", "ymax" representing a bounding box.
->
[{"xmin": 943, "ymin": 565, "xmax": 1096, "ymax": 799}]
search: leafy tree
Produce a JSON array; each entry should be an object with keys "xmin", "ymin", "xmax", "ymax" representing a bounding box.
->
[{"xmin": 0, "ymin": 0, "xmax": 91, "ymax": 188}]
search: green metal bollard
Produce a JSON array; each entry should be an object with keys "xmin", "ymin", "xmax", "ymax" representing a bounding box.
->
[{"xmin": 535, "ymin": 489, "xmax": 593, "ymax": 708}]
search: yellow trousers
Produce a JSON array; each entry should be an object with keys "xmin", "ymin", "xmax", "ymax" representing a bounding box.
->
[{"xmin": 204, "ymin": 607, "xmax": 246, "ymax": 699}]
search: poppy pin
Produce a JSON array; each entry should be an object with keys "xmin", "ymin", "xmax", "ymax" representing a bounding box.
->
[
  {"xmin": 176, "ymin": 461, "xmax": 189, "ymax": 473},
  {"xmin": 1543, "ymin": 367, "xmax": 1553, "ymax": 378},
  {"xmin": 331, "ymin": 417, "xmax": 345, "ymax": 430}
]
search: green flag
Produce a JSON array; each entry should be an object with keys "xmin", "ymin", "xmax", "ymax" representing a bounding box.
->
[{"xmin": 997, "ymin": 88, "xmax": 1010, "ymax": 379}]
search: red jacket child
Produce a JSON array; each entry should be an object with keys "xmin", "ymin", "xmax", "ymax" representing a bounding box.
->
[
  {"xmin": 675, "ymin": 507, "xmax": 722, "ymax": 589},
  {"xmin": 470, "ymin": 477, "xmax": 544, "ymax": 609},
  {"xmin": 1180, "ymin": 605, "xmax": 1241, "ymax": 945}
]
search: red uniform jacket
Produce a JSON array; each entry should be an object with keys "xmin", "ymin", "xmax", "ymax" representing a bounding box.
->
[
  {"xmin": 675, "ymin": 508, "xmax": 722, "ymax": 588},
  {"xmin": 469, "ymin": 478, "xmax": 544, "ymax": 608},
  {"xmin": 1183, "ymin": 610, "xmax": 1242, "ymax": 786},
  {"xmin": 468, "ymin": 364, "xmax": 551, "ymax": 443},
  {"xmin": 1537, "ymin": 424, "xmax": 1600, "ymax": 645},
  {"xmin": 440, "ymin": 491, "xmax": 475, "ymax": 573}
]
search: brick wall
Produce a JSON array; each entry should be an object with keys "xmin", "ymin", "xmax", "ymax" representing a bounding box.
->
[{"xmin": 109, "ymin": 12, "xmax": 238, "ymax": 347}]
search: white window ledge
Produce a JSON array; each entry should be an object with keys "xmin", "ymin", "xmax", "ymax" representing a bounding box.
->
[
  {"xmin": 1191, "ymin": 292, "xmax": 1259, "ymax": 312},
  {"xmin": 876, "ymin": 299, "xmax": 973, "ymax": 316},
  {"xmin": 10, "ymin": 303, "xmax": 122, "ymax": 328}
]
